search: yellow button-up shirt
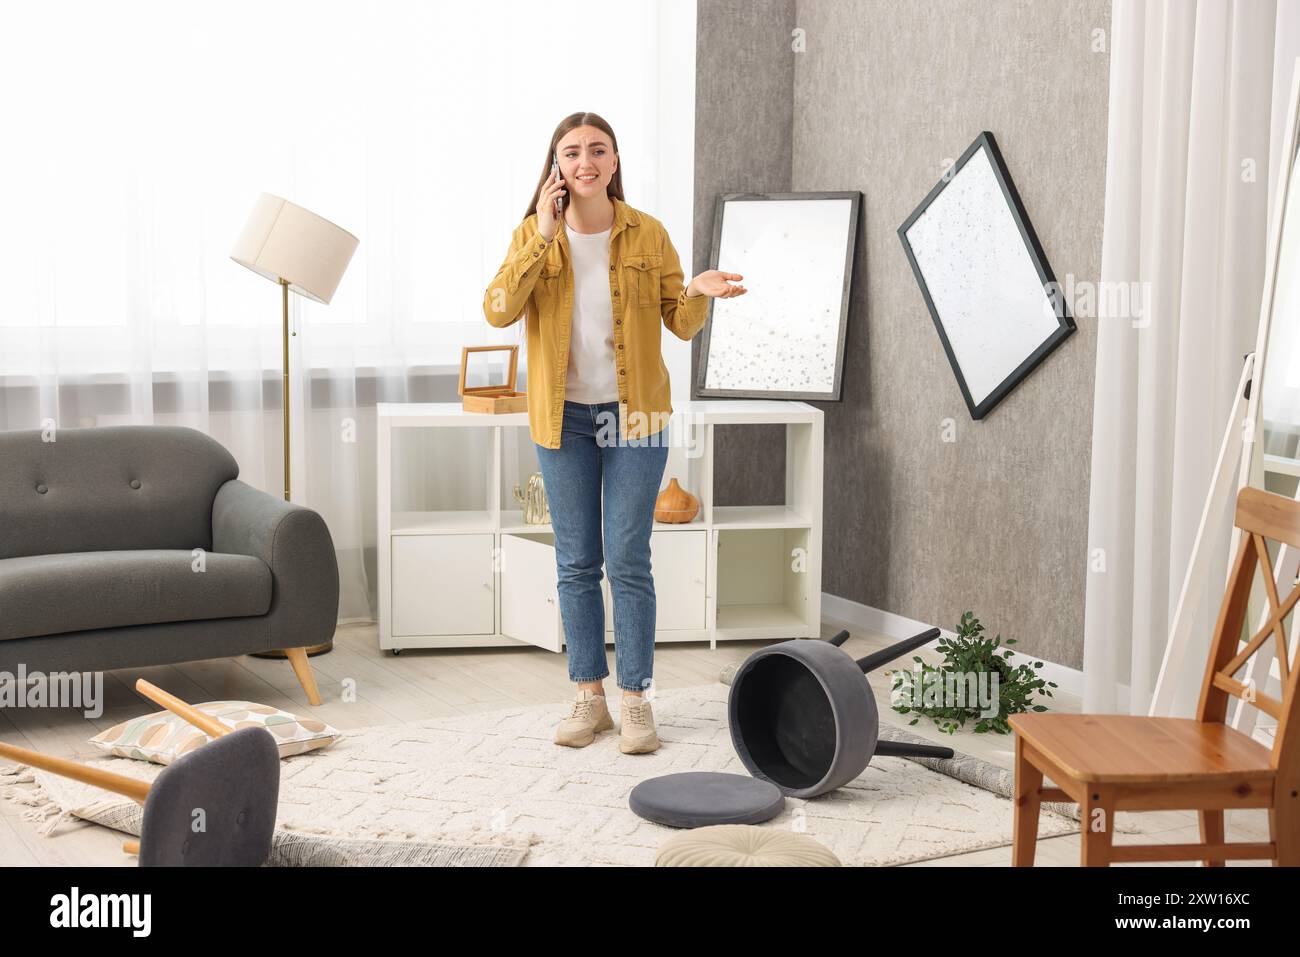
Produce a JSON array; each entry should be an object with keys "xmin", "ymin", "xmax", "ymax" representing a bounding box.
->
[{"xmin": 482, "ymin": 197, "xmax": 709, "ymax": 449}]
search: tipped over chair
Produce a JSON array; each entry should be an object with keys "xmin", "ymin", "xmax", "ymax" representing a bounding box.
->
[
  {"xmin": 729, "ymin": 628, "xmax": 956, "ymax": 798},
  {"xmin": 0, "ymin": 678, "xmax": 282, "ymax": 865},
  {"xmin": 0, "ymin": 425, "xmax": 337, "ymax": 705},
  {"xmin": 0, "ymin": 731, "xmax": 280, "ymax": 867},
  {"xmin": 0, "ymin": 731, "xmax": 279, "ymax": 866},
  {"xmin": 1010, "ymin": 486, "xmax": 1299, "ymax": 866}
]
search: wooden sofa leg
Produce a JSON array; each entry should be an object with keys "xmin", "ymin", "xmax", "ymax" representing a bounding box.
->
[
  {"xmin": 1199, "ymin": 810, "xmax": 1225, "ymax": 867},
  {"xmin": 284, "ymin": 647, "xmax": 323, "ymax": 706},
  {"xmin": 1012, "ymin": 736, "xmax": 1043, "ymax": 867}
]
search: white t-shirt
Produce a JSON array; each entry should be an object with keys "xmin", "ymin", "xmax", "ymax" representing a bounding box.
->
[{"xmin": 563, "ymin": 226, "xmax": 619, "ymax": 404}]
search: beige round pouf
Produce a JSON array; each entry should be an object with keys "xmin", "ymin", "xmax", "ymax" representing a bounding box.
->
[{"xmin": 655, "ymin": 824, "xmax": 841, "ymax": 867}]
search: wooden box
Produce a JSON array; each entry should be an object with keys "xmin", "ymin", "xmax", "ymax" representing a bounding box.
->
[{"xmin": 458, "ymin": 344, "xmax": 528, "ymax": 414}]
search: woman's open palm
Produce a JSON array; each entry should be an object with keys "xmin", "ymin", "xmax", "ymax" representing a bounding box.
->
[{"xmin": 691, "ymin": 270, "xmax": 746, "ymax": 299}]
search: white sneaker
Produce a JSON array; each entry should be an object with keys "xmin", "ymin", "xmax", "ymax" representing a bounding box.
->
[
  {"xmin": 619, "ymin": 694, "xmax": 660, "ymax": 754},
  {"xmin": 554, "ymin": 689, "xmax": 614, "ymax": 748}
]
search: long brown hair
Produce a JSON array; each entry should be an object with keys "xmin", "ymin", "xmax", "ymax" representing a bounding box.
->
[{"xmin": 522, "ymin": 112, "xmax": 624, "ymax": 222}]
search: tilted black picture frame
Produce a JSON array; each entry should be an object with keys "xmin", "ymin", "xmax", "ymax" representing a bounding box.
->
[{"xmin": 897, "ymin": 131, "xmax": 1075, "ymax": 420}]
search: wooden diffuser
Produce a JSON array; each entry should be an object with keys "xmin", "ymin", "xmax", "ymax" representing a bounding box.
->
[{"xmin": 654, "ymin": 477, "xmax": 699, "ymax": 523}]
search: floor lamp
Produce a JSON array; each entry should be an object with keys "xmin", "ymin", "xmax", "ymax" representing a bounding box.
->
[{"xmin": 231, "ymin": 193, "xmax": 358, "ymax": 657}]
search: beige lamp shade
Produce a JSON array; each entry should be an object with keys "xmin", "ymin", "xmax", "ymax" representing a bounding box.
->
[{"xmin": 230, "ymin": 193, "xmax": 359, "ymax": 304}]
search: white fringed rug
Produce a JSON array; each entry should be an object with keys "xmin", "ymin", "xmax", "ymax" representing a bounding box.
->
[{"xmin": 2, "ymin": 683, "xmax": 1080, "ymax": 866}]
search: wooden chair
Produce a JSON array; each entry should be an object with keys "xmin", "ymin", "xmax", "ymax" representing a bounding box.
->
[
  {"xmin": 1010, "ymin": 486, "xmax": 1299, "ymax": 866},
  {"xmin": 120, "ymin": 679, "xmax": 238, "ymax": 856},
  {"xmin": 0, "ymin": 679, "xmax": 279, "ymax": 865}
]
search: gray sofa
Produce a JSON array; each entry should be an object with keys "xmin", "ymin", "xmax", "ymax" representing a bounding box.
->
[{"xmin": 0, "ymin": 425, "xmax": 338, "ymax": 705}]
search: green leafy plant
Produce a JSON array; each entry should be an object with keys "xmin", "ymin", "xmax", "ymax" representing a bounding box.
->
[{"xmin": 890, "ymin": 611, "xmax": 1055, "ymax": 734}]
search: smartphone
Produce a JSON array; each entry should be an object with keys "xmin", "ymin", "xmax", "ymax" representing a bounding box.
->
[{"xmin": 550, "ymin": 156, "xmax": 565, "ymax": 218}]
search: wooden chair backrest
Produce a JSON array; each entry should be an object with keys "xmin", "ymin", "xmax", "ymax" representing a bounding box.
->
[{"xmin": 1200, "ymin": 486, "xmax": 1300, "ymax": 774}]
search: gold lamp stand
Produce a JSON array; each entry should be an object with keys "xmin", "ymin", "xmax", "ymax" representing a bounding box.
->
[{"xmin": 251, "ymin": 279, "xmax": 331, "ymax": 658}]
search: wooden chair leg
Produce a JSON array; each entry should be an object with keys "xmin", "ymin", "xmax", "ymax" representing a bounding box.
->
[
  {"xmin": 284, "ymin": 646, "xmax": 322, "ymax": 706},
  {"xmin": 1199, "ymin": 810, "xmax": 1225, "ymax": 867},
  {"xmin": 0, "ymin": 742, "xmax": 151, "ymax": 804},
  {"xmin": 1271, "ymin": 786, "xmax": 1300, "ymax": 867},
  {"xmin": 1012, "ymin": 736, "xmax": 1043, "ymax": 867},
  {"xmin": 1081, "ymin": 786, "xmax": 1115, "ymax": 867}
]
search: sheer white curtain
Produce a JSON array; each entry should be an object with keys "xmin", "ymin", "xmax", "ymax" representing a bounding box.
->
[
  {"xmin": 0, "ymin": 0, "xmax": 699, "ymax": 624},
  {"xmin": 1083, "ymin": 0, "xmax": 1300, "ymax": 716},
  {"xmin": 1260, "ymin": 141, "xmax": 1300, "ymax": 448}
]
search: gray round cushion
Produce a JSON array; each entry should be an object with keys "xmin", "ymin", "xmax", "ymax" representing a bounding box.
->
[
  {"xmin": 656, "ymin": 825, "xmax": 841, "ymax": 867},
  {"xmin": 629, "ymin": 771, "xmax": 784, "ymax": 828}
]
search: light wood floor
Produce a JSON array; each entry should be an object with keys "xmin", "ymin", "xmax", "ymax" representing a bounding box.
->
[{"xmin": 0, "ymin": 615, "xmax": 1273, "ymax": 866}]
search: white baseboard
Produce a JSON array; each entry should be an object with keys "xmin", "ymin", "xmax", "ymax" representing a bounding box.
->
[{"xmin": 820, "ymin": 592, "xmax": 1084, "ymax": 699}]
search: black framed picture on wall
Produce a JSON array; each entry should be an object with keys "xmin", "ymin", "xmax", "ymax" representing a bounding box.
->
[
  {"xmin": 897, "ymin": 131, "xmax": 1075, "ymax": 420},
  {"xmin": 696, "ymin": 191, "xmax": 860, "ymax": 401}
]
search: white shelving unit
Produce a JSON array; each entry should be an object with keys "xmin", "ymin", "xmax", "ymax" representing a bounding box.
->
[{"xmin": 377, "ymin": 400, "xmax": 823, "ymax": 654}]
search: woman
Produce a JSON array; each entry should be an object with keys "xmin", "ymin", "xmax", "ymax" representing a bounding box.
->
[{"xmin": 482, "ymin": 112, "xmax": 745, "ymax": 753}]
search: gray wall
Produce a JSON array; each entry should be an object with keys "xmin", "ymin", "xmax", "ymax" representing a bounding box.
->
[{"xmin": 695, "ymin": 0, "xmax": 1110, "ymax": 668}]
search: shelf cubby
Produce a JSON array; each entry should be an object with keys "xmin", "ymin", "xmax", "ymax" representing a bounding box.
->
[
  {"xmin": 711, "ymin": 418, "xmax": 818, "ymax": 528},
  {"xmin": 387, "ymin": 423, "xmax": 494, "ymax": 533},
  {"xmin": 714, "ymin": 527, "xmax": 813, "ymax": 639},
  {"xmin": 499, "ymin": 422, "xmax": 546, "ymax": 532},
  {"xmin": 656, "ymin": 413, "xmax": 711, "ymax": 529}
]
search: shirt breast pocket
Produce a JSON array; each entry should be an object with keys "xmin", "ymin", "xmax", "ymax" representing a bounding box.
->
[
  {"xmin": 622, "ymin": 254, "xmax": 662, "ymax": 308},
  {"xmin": 537, "ymin": 261, "xmax": 562, "ymax": 304}
]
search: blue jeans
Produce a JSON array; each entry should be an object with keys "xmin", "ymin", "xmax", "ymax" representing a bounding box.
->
[{"xmin": 534, "ymin": 400, "xmax": 669, "ymax": 693}]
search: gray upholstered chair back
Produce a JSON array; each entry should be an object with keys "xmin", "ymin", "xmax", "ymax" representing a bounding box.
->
[
  {"xmin": 0, "ymin": 426, "xmax": 239, "ymax": 560},
  {"xmin": 139, "ymin": 726, "xmax": 280, "ymax": 866}
]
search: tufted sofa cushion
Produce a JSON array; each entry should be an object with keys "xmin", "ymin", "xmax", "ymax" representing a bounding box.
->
[
  {"xmin": 0, "ymin": 550, "xmax": 272, "ymax": 642},
  {"xmin": 0, "ymin": 426, "xmax": 239, "ymax": 560}
]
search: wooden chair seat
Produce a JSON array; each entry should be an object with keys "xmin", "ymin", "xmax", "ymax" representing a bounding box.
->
[
  {"xmin": 1011, "ymin": 486, "xmax": 1299, "ymax": 866},
  {"xmin": 1009, "ymin": 713, "xmax": 1274, "ymax": 785}
]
